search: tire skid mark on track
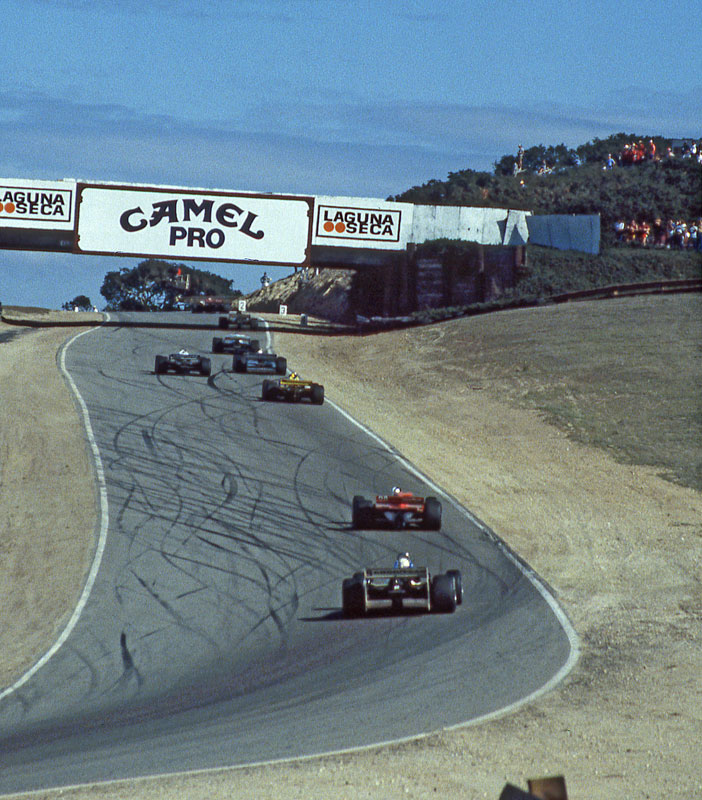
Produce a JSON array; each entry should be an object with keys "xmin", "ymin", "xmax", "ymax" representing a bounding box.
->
[{"xmin": 0, "ymin": 318, "xmax": 578, "ymax": 794}]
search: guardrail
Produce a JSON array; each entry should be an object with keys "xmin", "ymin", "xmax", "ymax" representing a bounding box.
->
[{"xmin": 552, "ymin": 278, "xmax": 702, "ymax": 303}]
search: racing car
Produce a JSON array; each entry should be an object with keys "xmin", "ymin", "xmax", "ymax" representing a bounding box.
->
[
  {"xmin": 261, "ymin": 374, "xmax": 324, "ymax": 404},
  {"xmin": 211, "ymin": 333, "xmax": 261, "ymax": 354},
  {"xmin": 218, "ymin": 309, "xmax": 260, "ymax": 330},
  {"xmin": 192, "ymin": 297, "xmax": 228, "ymax": 313},
  {"xmin": 351, "ymin": 488, "xmax": 442, "ymax": 530},
  {"xmin": 233, "ymin": 351, "xmax": 287, "ymax": 374},
  {"xmin": 154, "ymin": 350, "xmax": 211, "ymax": 376},
  {"xmin": 342, "ymin": 561, "xmax": 462, "ymax": 616}
]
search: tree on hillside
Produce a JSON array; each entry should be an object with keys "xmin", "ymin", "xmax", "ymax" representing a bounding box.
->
[
  {"xmin": 100, "ymin": 260, "xmax": 240, "ymax": 311},
  {"xmin": 62, "ymin": 295, "xmax": 93, "ymax": 311}
]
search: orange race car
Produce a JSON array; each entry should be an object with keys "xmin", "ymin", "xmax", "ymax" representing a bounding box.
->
[{"xmin": 351, "ymin": 487, "xmax": 442, "ymax": 530}]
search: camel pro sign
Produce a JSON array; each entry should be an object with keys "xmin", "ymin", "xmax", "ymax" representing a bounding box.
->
[{"xmin": 76, "ymin": 184, "xmax": 313, "ymax": 267}]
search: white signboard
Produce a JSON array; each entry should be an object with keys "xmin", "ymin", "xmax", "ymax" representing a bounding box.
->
[
  {"xmin": 76, "ymin": 184, "xmax": 313, "ymax": 267},
  {"xmin": 279, "ymin": 304, "xmax": 287, "ymax": 316},
  {"xmin": 312, "ymin": 196, "xmax": 409, "ymax": 249},
  {"xmin": 0, "ymin": 179, "xmax": 76, "ymax": 229},
  {"xmin": 238, "ymin": 299, "xmax": 247, "ymax": 312}
]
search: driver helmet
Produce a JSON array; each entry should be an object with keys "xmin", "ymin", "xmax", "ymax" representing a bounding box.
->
[
  {"xmin": 178, "ymin": 349, "xmax": 189, "ymax": 355},
  {"xmin": 290, "ymin": 372, "xmax": 299, "ymax": 380},
  {"xmin": 392, "ymin": 486, "xmax": 402, "ymax": 495},
  {"xmin": 395, "ymin": 552, "xmax": 413, "ymax": 568}
]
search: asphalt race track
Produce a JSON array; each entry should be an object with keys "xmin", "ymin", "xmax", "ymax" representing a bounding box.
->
[{"xmin": 0, "ymin": 314, "xmax": 576, "ymax": 794}]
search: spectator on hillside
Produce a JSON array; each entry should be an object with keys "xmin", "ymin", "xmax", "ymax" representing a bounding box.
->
[
  {"xmin": 625, "ymin": 219, "xmax": 639, "ymax": 243},
  {"xmin": 614, "ymin": 220, "xmax": 626, "ymax": 242},
  {"xmin": 652, "ymin": 218, "xmax": 666, "ymax": 247},
  {"xmin": 669, "ymin": 220, "xmax": 687, "ymax": 249},
  {"xmin": 647, "ymin": 139, "xmax": 657, "ymax": 161},
  {"xmin": 604, "ymin": 153, "xmax": 617, "ymax": 169},
  {"xmin": 517, "ymin": 144, "xmax": 524, "ymax": 170},
  {"xmin": 637, "ymin": 220, "xmax": 651, "ymax": 246},
  {"xmin": 665, "ymin": 146, "xmax": 675, "ymax": 159}
]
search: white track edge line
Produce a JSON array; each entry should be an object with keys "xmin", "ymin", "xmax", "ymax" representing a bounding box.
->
[{"xmin": 0, "ymin": 323, "xmax": 110, "ymax": 702}]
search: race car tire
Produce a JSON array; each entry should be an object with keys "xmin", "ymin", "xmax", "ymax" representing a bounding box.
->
[
  {"xmin": 423, "ymin": 497, "xmax": 442, "ymax": 530},
  {"xmin": 250, "ymin": 319, "xmax": 260, "ymax": 330},
  {"xmin": 233, "ymin": 356, "xmax": 247, "ymax": 373},
  {"xmin": 352, "ymin": 495, "xmax": 372, "ymax": 528},
  {"xmin": 446, "ymin": 570, "xmax": 463, "ymax": 605},
  {"xmin": 342, "ymin": 578, "xmax": 366, "ymax": 617},
  {"xmin": 218, "ymin": 316, "xmax": 229, "ymax": 329},
  {"xmin": 310, "ymin": 384, "xmax": 324, "ymax": 405},
  {"xmin": 276, "ymin": 356, "xmax": 287, "ymax": 375},
  {"xmin": 261, "ymin": 379, "xmax": 273, "ymax": 401},
  {"xmin": 154, "ymin": 355, "xmax": 168, "ymax": 374},
  {"xmin": 200, "ymin": 358, "xmax": 211, "ymax": 376},
  {"xmin": 250, "ymin": 339, "xmax": 261, "ymax": 352},
  {"xmin": 430, "ymin": 573, "xmax": 457, "ymax": 613},
  {"xmin": 212, "ymin": 338, "xmax": 224, "ymax": 353}
]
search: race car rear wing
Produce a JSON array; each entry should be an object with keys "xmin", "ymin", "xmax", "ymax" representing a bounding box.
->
[{"xmin": 364, "ymin": 567, "xmax": 429, "ymax": 582}]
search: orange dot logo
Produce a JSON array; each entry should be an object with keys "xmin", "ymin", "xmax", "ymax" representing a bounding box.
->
[
  {"xmin": 335, "ymin": 222, "xmax": 345, "ymax": 233},
  {"xmin": 323, "ymin": 221, "xmax": 334, "ymax": 232},
  {"xmin": 0, "ymin": 202, "xmax": 16, "ymax": 213}
]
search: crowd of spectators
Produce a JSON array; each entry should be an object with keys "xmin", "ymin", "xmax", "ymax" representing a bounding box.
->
[
  {"xmin": 613, "ymin": 218, "xmax": 701, "ymax": 250},
  {"xmin": 604, "ymin": 138, "xmax": 702, "ymax": 169}
]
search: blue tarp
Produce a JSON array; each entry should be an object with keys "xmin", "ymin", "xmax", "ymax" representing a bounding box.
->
[{"xmin": 526, "ymin": 214, "xmax": 600, "ymax": 254}]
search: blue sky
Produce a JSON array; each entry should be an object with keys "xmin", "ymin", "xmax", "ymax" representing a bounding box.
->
[{"xmin": 1, "ymin": 0, "xmax": 699, "ymax": 308}]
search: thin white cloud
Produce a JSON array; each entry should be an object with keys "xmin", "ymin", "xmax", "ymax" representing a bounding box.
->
[{"xmin": 1, "ymin": 88, "xmax": 698, "ymax": 199}]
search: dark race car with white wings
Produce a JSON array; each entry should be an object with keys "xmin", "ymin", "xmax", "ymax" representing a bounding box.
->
[
  {"xmin": 233, "ymin": 351, "xmax": 287, "ymax": 374},
  {"xmin": 154, "ymin": 350, "xmax": 211, "ymax": 376},
  {"xmin": 211, "ymin": 333, "xmax": 260, "ymax": 354},
  {"xmin": 342, "ymin": 555, "xmax": 462, "ymax": 616}
]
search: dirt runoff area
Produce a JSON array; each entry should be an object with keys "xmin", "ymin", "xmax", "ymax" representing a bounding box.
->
[{"xmin": 1, "ymin": 294, "xmax": 700, "ymax": 800}]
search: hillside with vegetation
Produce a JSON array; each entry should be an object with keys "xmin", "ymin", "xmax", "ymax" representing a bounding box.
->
[{"xmin": 391, "ymin": 133, "xmax": 701, "ymax": 247}]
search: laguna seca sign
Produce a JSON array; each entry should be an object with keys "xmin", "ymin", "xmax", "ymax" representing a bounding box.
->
[
  {"xmin": 76, "ymin": 184, "xmax": 313, "ymax": 267},
  {"xmin": 0, "ymin": 181, "xmax": 75, "ymax": 228},
  {"xmin": 315, "ymin": 203, "xmax": 402, "ymax": 243}
]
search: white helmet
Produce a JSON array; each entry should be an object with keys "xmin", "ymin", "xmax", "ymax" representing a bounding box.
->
[
  {"xmin": 392, "ymin": 486, "xmax": 402, "ymax": 495},
  {"xmin": 396, "ymin": 552, "xmax": 412, "ymax": 568}
]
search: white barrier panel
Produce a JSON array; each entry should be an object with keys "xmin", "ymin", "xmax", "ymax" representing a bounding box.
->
[
  {"xmin": 0, "ymin": 179, "xmax": 76, "ymax": 230},
  {"xmin": 526, "ymin": 214, "xmax": 600, "ymax": 254},
  {"xmin": 410, "ymin": 205, "xmax": 526, "ymax": 246},
  {"xmin": 503, "ymin": 209, "xmax": 530, "ymax": 246},
  {"xmin": 76, "ymin": 184, "xmax": 313, "ymax": 267}
]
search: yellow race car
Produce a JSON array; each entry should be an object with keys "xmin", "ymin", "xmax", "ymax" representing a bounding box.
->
[{"xmin": 261, "ymin": 373, "xmax": 324, "ymax": 405}]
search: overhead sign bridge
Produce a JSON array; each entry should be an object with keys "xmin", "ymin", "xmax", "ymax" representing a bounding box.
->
[{"xmin": 0, "ymin": 177, "xmax": 599, "ymax": 314}]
